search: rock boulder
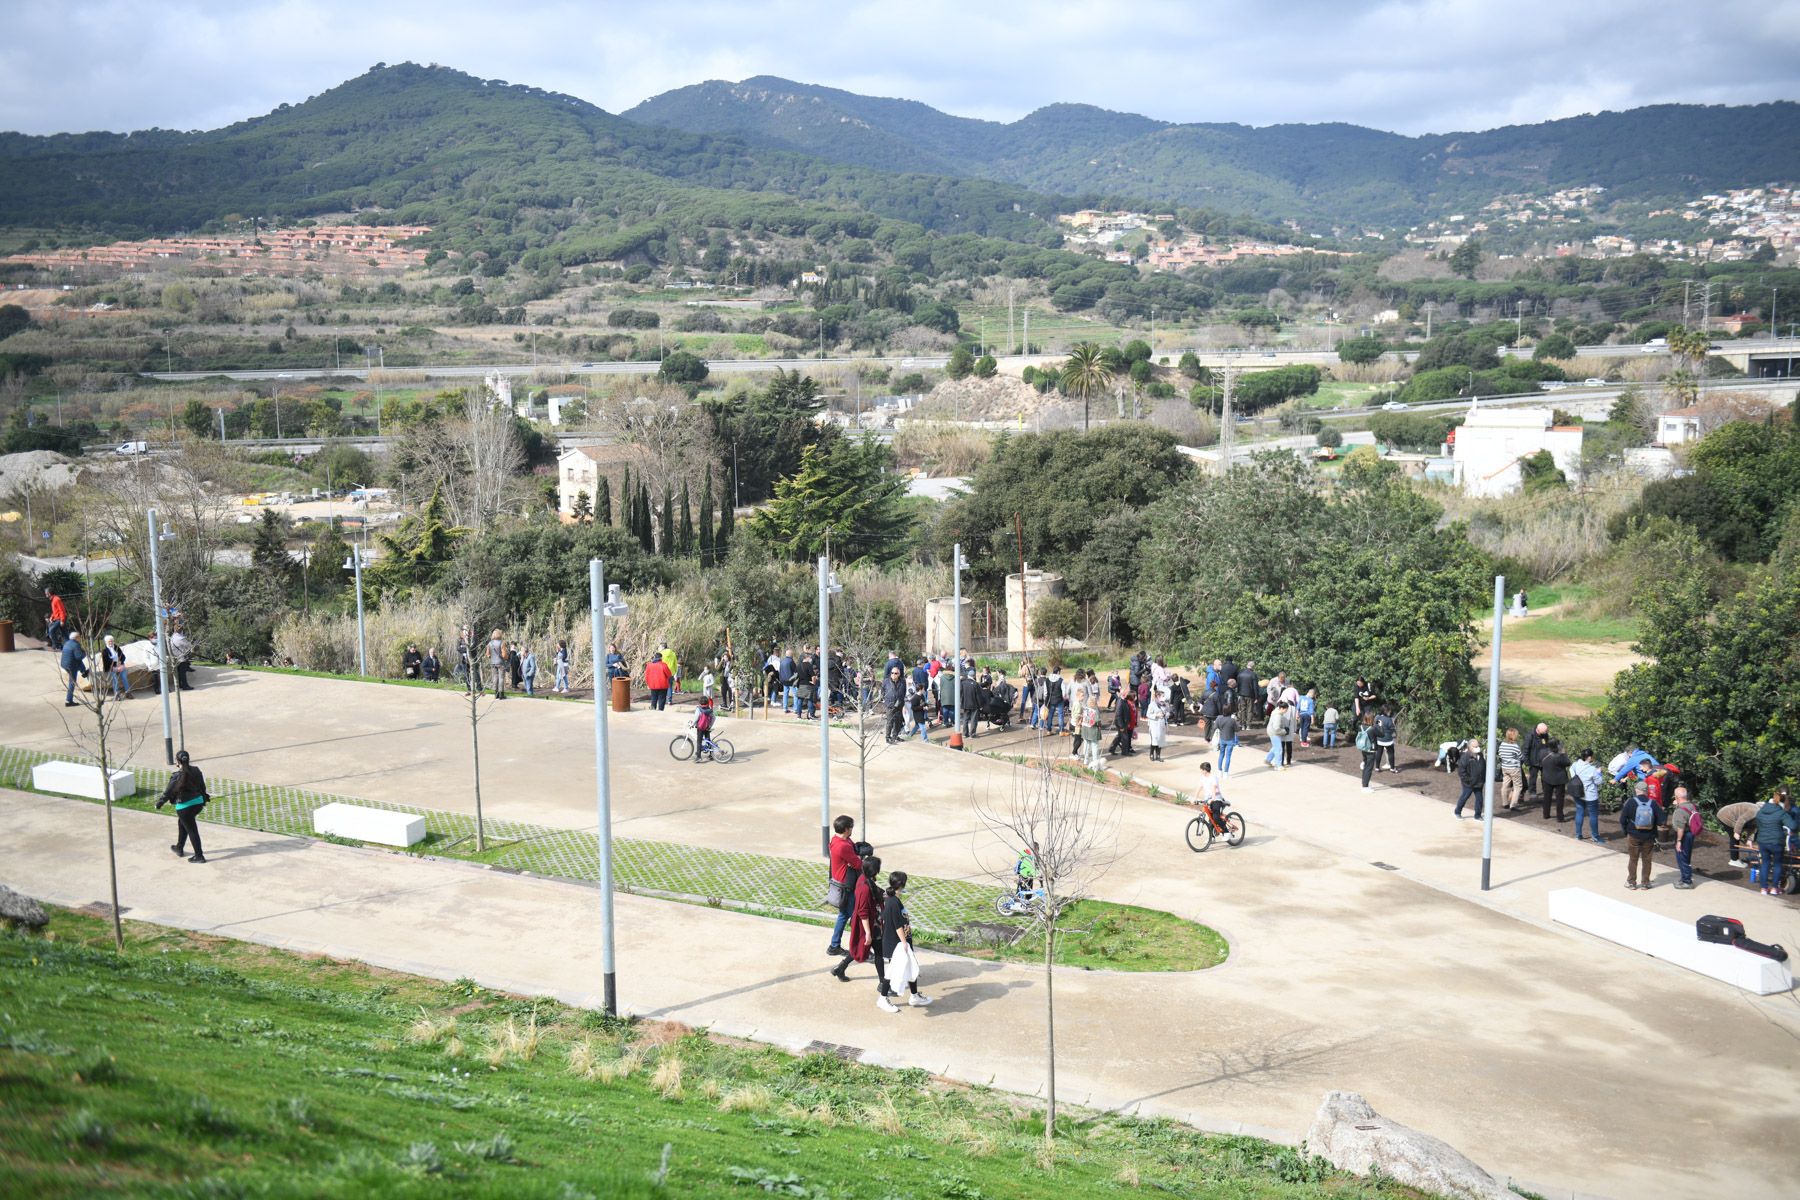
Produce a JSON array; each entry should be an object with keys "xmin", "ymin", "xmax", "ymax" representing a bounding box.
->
[
  {"xmin": 0, "ymin": 884, "xmax": 48, "ymax": 930},
  {"xmin": 1305, "ymin": 1091, "xmax": 1512, "ymax": 1200}
]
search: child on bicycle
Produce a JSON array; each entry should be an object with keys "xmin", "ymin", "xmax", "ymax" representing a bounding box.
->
[
  {"xmin": 1014, "ymin": 842, "xmax": 1045, "ymax": 904},
  {"xmin": 692, "ymin": 696, "xmax": 719, "ymax": 763}
]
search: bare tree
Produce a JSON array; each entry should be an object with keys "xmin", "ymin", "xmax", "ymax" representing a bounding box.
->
[
  {"xmin": 78, "ymin": 445, "xmax": 227, "ymax": 609},
  {"xmin": 54, "ymin": 596, "xmax": 150, "ymax": 953},
  {"xmin": 584, "ymin": 381, "xmax": 719, "ymax": 501},
  {"xmin": 387, "ymin": 391, "xmax": 527, "ymax": 532},
  {"xmin": 459, "ymin": 617, "xmax": 499, "ymax": 852},
  {"xmin": 829, "ymin": 594, "xmax": 899, "ymax": 839},
  {"xmin": 973, "ymin": 756, "xmax": 1122, "ymax": 1145}
]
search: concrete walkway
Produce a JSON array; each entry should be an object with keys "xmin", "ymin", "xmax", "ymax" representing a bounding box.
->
[{"xmin": 4, "ymin": 653, "xmax": 1799, "ymax": 1199}]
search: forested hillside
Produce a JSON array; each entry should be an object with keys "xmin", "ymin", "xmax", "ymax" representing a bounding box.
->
[{"xmin": 628, "ymin": 78, "xmax": 1800, "ymax": 228}]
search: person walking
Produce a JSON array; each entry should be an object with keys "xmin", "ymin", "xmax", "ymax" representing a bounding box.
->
[
  {"xmin": 554, "ymin": 640, "xmax": 571, "ymax": 694},
  {"xmin": 45, "ymin": 588, "xmax": 69, "ymax": 651},
  {"xmin": 1144, "ymin": 687, "xmax": 1169, "ymax": 762},
  {"xmin": 1453, "ymin": 738, "xmax": 1486, "ymax": 818},
  {"xmin": 826, "ymin": 814, "xmax": 863, "ymax": 956},
  {"xmin": 1107, "ymin": 690, "xmax": 1138, "ymax": 757},
  {"xmin": 520, "ymin": 645, "xmax": 537, "ymax": 696},
  {"xmin": 1570, "ymin": 749, "xmax": 1605, "ymax": 843},
  {"xmin": 1752, "ymin": 787, "xmax": 1798, "ymax": 896},
  {"xmin": 1539, "ymin": 738, "xmax": 1572, "ymax": 822},
  {"xmin": 830, "ymin": 856, "xmax": 885, "ymax": 987},
  {"xmin": 487, "ymin": 629, "xmax": 506, "ymax": 699},
  {"xmin": 1620, "ymin": 781, "xmax": 1664, "ymax": 890},
  {"xmin": 644, "ymin": 654, "xmax": 673, "ymax": 711},
  {"xmin": 156, "ymin": 749, "xmax": 210, "ymax": 864},
  {"xmin": 1263, "ymin": 701, "xmax": 1291, "ymax": 771},
  {"xmin": 60, "ymin": 629, "xmax": 87, "ymax": 706},
  {"xmin": 1497, "ymin": 728, "xmax": 1525, "ymax": 810},
  {"xmin": 101, "ymin": 634, "xmax": 130, "ymax": 699},
  {"xmin": 882, "ymin": 666, "xmax": 906, "ymax": 743},
  {"xmin": 1213, "ymin": 708, "xmax": 1239, "ymax": 776},
  {"xmin": 1356, "ymin": 715, "xmax": 1378, "ymax": 791},
  {"xmin": 905, "ymin": 677, "xmax": 930, "ymax": 743},
  {"xmin": 1373, "ymin": 704, "xmax": 1398, "ymax": 773},
  {"xmin": 876, "ymin": 871, "xmax": 930, "ymax": 1011},
  {"xmin": 1668, "ymin": 785, "xmax": 1702, "ymax": 889}
]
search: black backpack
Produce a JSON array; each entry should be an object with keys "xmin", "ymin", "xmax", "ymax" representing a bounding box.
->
[{"xmin": 1697, "ymin": 914, "xmax": 1788, "ymax": 962}]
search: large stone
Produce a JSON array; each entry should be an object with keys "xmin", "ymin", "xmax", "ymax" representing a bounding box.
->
[
  {"xmin": 0, "ymin": 884, "xmax": 49, "ymax": 930},
  {"xmin": 1305, "ymin": 1091, "xmax": 1512, "ymax": 1200}
]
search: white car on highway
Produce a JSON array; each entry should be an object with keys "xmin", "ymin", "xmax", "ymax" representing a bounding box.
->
[{"xmin": 1381, "ymin": 401, "xmax": 1408, "ymax": 411}]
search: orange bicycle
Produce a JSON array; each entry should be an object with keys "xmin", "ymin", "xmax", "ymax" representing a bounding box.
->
[{"xmin": 1185, "ymin": 798, "xmax": 1247, "ymax": 852}]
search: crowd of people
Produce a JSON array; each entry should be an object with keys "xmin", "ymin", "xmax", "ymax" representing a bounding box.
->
[{"xmin": 48, "ymin": 588, "xmax": 194, "ymax": 705}]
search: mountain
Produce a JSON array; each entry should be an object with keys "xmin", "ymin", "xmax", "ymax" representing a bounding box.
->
[
  {"xmin": 628, "ymin": 78, "xmax": 1800, "ymax": 228},
  {"xmin": 0, "ymin": 63, "xmax": 1062, "ymax": 245}
]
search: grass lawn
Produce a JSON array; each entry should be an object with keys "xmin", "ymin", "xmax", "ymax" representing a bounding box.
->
[
  {"xmin": 935, "ymin": 901, "xmax": 1229, "ymax": 973},
  {"xmin": 0, "ymin": 911, "xmax": 1404, "ymax": 1199},
  {"xmin": 1502, "ymin": 615, "xmax": 1640, "ymax": 643}
]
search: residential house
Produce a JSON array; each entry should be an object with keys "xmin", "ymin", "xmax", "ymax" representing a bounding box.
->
[{"xmin": 1449, "ymin": 404, "xmax": 1584, "ymax": 498}]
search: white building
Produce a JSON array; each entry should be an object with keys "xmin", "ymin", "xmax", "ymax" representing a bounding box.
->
[
  {"xmin": 1450, "ymin": 404, "xmax": 1584, "ymax": 497},
  {"xmin": 1656, "ymin": 406, "xmax": 1703, "ymax": 446}
]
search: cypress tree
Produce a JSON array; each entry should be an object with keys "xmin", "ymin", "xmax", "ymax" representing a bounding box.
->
[
  {"xmin": 659, "ymin": 486, "xmax": 675, "ymax": 556},
  {"xmin": 678, "ymin": 480, "xmax": 694, "ymax": 555},
  {"xmin": 620, "ymin": 465, "xmax": 632, "ymax": 530},
  {"xmin": 636, "ymin": 485, "xmax": 654, "ymax": 554},
  {"xmin": 717, "ymin": 484, "xmax": 734, "ymax": 556},
  {"xmin": 596, "ymin": 475, "xmax": 612, "ymax": 526},
  {"xmin": 699, "ymin": 474, "xmax": 715, "ymax": 565}
]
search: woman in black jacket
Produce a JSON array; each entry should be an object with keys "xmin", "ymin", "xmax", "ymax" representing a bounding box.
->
[
  {"xmin": 156, "ymin": 750, "xmax": 210, "ymax": 863},
  {"xmin": 1453, "ymin": 739, "xmax": 1487, "ymax": 818},
  {"xmin": 1539, "ymin": 739, "xmax": 1573, "ymax": 823}
]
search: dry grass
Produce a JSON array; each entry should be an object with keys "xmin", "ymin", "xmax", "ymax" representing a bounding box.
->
[
  {"xmin": 891, "ymin": 422, "xmax": 996, "ymax": 476},
  {"xmin": 1331, "ymin": 359, "xmax": 1409, "ymax": 384},
  {"xmin": 860, "ymin": 1095, "xmax": 906, "ymax": 1137},
  {"xmin": 718, "ymin": 1084, "xmax": 776, "ymax": 1114},
  {"xmin": 1427, "ymin": 472, "xmax": 1644, "ymax": 581},
  {"xmin": 274, "ymin": 594, "xmax": 593, "ymax": 687},
  {"xmin": 442, "ymin": 1036, "xmax": 466, "ymax": 1059},
  {"xmin": 1114, "ymin": 1162, "xmax": 1141, "ymax": 1187},
  {"xmin": 403, "ymin": 1009, "xmax": 457, "ymax": 1047},
  {"xmin": 651, "ymin": 1055, "xmax": 685, "ymax": 1099}
]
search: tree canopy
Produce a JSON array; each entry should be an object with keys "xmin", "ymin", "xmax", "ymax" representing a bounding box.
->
[{"xmin": 744, "ymin": 436, "xmax": 911, "ymax": 566}]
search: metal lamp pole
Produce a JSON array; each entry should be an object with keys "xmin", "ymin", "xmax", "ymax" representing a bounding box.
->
[
  {"xmin": 952, "ymin": 543, "xmax": 969, "ymax": 744},
  {"xmin": 817, "ymin": 554, "xmax": 842, "ymax": 856},
  {"xmin": 1480, "ymin": 574, "xmax": 1505, "ymax": 891},
  {"xmin": 344, "ymin": 547, "xmax": 367, "ymax": 675},
  {"xmin": 146, "ymin": 509, "xmax": 176, "ymax": 764},
  {"xmin": 589, "ymin": 561, "xmax": 629, "ymax": 1015}
]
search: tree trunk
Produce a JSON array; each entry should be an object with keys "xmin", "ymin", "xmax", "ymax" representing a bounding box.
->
[
  {"xmin": 470, "ymin": 694, "xmax": 486, "ymax": 852},
  {"xmin": 98, "ymin": 731, "xmax": 123, "ymax": 953},
  {"xmin": 1044, "ymin": 917, "xmax": 1057, "ymax": 1144}
]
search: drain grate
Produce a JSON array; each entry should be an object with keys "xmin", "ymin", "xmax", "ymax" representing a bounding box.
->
[
  {"xmin": 804, "ymin": 1040, "xmax": 863, "ymax": 1060},
  {"xmin": 77, "ymin": 901, "xmax": 130, "ymax": 918},
  {"xmin": 1371, "ymin": 862, "xmax": 1399, "ymax": 872}
]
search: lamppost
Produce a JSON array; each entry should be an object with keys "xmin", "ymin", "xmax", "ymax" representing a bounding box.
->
[
  {"xmin": 343, "ymin": 546, "xmax": 367, "ymax": 675},
  {"xmin": 1480, "ymin": 574, "xmax": 1505, "ymax": 891},
  {"xmin": 162, "ymin": 329, "xmax": 173, "ymax": 374},
  {"xmin": 950, "ymin": 543, "xmax": 968, "ymax": 748},
  {"xmin": 374, "ymin": 346, "xmax": 384, "ymax": 437},
  {"xmin": 817, "ymin": 554, "xmax": 842, "ymax": 856},
  {"xmin": 146, "ymin": 510, "xmax": 177, "ymax": 764},
  {"xmin": 589, "ymin": 562, "xmax": 629, "ymax": 1015}
]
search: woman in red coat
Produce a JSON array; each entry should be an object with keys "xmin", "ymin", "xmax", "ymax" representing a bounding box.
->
[{"xmin": 830, "ymin": 857, "xmax": 884, "ymax": 987}]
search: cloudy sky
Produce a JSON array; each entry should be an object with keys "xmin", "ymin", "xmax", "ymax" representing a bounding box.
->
[{"xmin": 4, "ymin": 0, "xmax": 1797, "ymax": 137}]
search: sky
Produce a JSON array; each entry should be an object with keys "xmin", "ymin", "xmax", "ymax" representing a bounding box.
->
[{"xmin": 3, "ymin": 0, "xmax": 1797, "ymax": 137}]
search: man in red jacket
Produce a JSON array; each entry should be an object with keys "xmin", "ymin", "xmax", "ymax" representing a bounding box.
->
[
  {"xmin": 644, "ymin": 655, "xmax": 673, "ymax": 710},
  {"xmin": 827, "ymin": 814, "xmax": 863, "ymax": 956}
]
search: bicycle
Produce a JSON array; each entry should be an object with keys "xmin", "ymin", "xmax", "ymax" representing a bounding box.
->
[
  {"xmin": 1185, "ymin": 798, "xmax": 1247, "ymax": 852},
  {"xmin": 668, "ymin": 731, "xmax": 735, "ymax": 764},
  {"xmin": 995, "ymin": 881, "xmax": 1047, "ymax": 918}
]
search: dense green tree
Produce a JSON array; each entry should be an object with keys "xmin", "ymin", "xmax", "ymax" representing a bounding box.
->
[
  {"xmin": 745, "ymin": 437, "xmax": 910, "ymax": 565},
  {"xmin": 249, "ymin": 509, "xmax": 295, "ymax": 587},
  {"xmin": 369, "ymin": 483, "xmax": 464, "ymax": 597},
  {"xmin": 658, "ymin": 487, "xmax": 674, "ymax": 556},
  {"xmin": 440, "ymin": 523, "xmax": 671, "ymax": 625},
  {"xmin": 1532, "ymin": 333, "xmax": 1577, "ymax": 361},
  {"xmin": 1616, "ymin": 415, "xmax": 1800, "ymax": 562},
  {"xmin": 0, "ymin": 304, "xmax": 31, "ymax": 341},
  {"xmin": 595, "ymin": 476, "xmax": 612, "ymax": 526},
  {"xmin": 1128, "ymin": 452, "xmax": 1488, "ymax": 743},
  {"xmin": 1448, "ymin": 238, "xmax": 1482, "ymax": 279},
  {"xmin": 570, "ymin": 489, "xmax": 593, "ymax": 523},
  {"xmin": 1336, "ymin": 335, "xmax": 1386, "ymax": 365},
  {"xmin": 946, "ymin": 345, "xmax": 974, "ymax": 380},
  {"xmin": 1518, "ymin": 449, "xmax": 1567, "ymax": 493},
  {"xmin": 704, "ymin": 370, "xmax": 831, "ymax": 504},
  {"xmin": 305, "ymin": 522, "xmax": 352, "ymax": 600},
  {"xmin": 658, "ymin": 350, "xmax": 709, "ymax": 385},
  {"xmin": 1178, "ymin": 351, "xmax": 1203, "ymax": 380},
  {"xmin": 1414, "ymin": 331, "xmax": 1501, "ymax": 372},
  {"xmin": 678, "ymin": 481, "xmax": 694, "ymax": 554},
  {"xmin": 716, "ymin": 483, "xmax": 735, "ymax": 557},
  {"xmin": 699, "ymin": 474, "xmax": 716, "ymax": 565},
  {"xmin": 972, "ymin": 354, "xmax": 997, "ymax": 378},
  {"xmin": 181, "ymin": 398, "xmax": 213, "ymax": 439}
]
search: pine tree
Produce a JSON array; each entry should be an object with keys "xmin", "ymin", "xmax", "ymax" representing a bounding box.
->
[
  {"xmin": 571, "ymin": 490, "xmax": 593, "ymax": 522},
  {"xmin": 595, "ymin": 475, "xmax": 612, "ymax": 526},
  {"xmin": 678, "ymin": 480, "xmax": 694, "ymax": 555},
  {"xmin": 658, "ymin": 486, "xmax": 675, "ymax": 556},
  {"xmin": 716, "ymin": 486, "xmax": 734, "ymax": 558},
  {"xmin": 636, "ymin": 485, "xmax": 654, "ymax": 554},
  {"xmin": 250, "ymin": 509, "xmax": 295, "ymax": 586},
  {"xmin": 699, "ymin": 474, "xmax": 715, "ymax": 565}
]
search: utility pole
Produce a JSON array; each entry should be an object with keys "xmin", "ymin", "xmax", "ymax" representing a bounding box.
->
[
  {"xmin": 1008, "ymin": 287, "xmax": 1015, "ymax": 355},
  {"xmin": 1700, "ymin": 281, "xmax": 1715, "ymax": 335},
  {"xmin": 1218, "ymin": 354, "xmax": 1236, "ymax": 473},
  {"xmin": 344, "ymin": 545, "xmax": 367, "ymax": 675},
  {"xmin": 817, "ymin": 554, "xmax": 841, "ymax": 856},
  {"xmin": 589, "ymin": 561, "xmax": 628, "ymax": 1016},
  {"xmin": 147, "ymin": 509, "xmax": 175, "ymax": 766},
  {"xmin": 1424, "ymin": 302, "xmax": 1437, "ymax": 341},
  {"xmin": 1515, "ymin": 300, "xmax": 1525, "ymax": 342},
  {"xmin": 1682, "ymin": 280, "xmax": 1694, "ymax": 329},
  {"xmin": 1150, "ymin": 306, "xmax": 1156, "ymax": 357},
  {"xmin": 1022, "ymin": 310, "xmax": 1030, "ymax": 355}
]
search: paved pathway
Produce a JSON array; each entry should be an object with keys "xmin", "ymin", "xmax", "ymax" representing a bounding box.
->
[{"xmin": 4, "ymin": 653, "xmax": 1798, "ymax": 1199}]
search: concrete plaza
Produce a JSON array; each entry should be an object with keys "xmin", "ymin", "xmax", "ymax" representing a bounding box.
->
[{"xmin": 3, "ymin": 652, "xmax": 1797, "ymax": 1199}]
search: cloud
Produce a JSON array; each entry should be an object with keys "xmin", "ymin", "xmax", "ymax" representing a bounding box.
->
[{"xmin": 1, "ymin": 0, "xmax": 1795, "ymax": 137}]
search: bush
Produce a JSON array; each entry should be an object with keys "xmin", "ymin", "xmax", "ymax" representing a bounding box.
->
[
  {"xmin": 1367, "ymin": 411, "xmax": 1462, "ymax": 451},
  {"xmin": 607, "ymin": 308, "xmax": 660, "ymax": 329},
  {"xmin": 1533, "ymin": 334, "xmax": 1577, "ymax": 361},
  {"xmin": 1316, "ymin": 426, "xmax": 1344, "ymax": 449},
  {"xmin": 1336, "ymin": 335, "xmax": 1386, "ymax": 365}
]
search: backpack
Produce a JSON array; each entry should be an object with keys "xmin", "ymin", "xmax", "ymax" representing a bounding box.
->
[
  {"xmin": 695, "ymin": 708, "xmax": 714, "ymax": 734},
  {"xmin": 1633, "ymin": 797, "xmax": 1654, "ymax": 828},
  {"xmin": 1355, "ymin": 726, "xmax": 1373, "ymax": 753}
]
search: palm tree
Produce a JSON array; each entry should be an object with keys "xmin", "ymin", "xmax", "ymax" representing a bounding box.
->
[
  {"xmin": 1666, "ymin": 325, "xmax": 1710, "ymax": 408},
  {"xmin": 1060, "ymin": 343, "xmax": 1110, "ymax": 432}
]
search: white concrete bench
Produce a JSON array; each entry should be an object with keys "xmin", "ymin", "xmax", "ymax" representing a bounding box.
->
[
  {"xmin": 312, "ymin": 802, "xmax": 425, "ymax": 847},
  {"xmin": 1549, "ymin": 887, "xmax": 1791, "ymax": 995},
  {"xmin": 32, "ymin": 761, "xmax": 136, "ymax": 802}
]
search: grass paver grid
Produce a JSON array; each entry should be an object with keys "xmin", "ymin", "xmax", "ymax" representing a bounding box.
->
[{"xmin": 0, "ymin": 745, "xmax": 1000, "ymax": 936}]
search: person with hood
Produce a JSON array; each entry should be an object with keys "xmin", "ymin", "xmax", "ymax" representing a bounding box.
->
[
  {"xmin": 1752, "ymin": 787, "xmax": 1798, "ymax": 896},
  {"xmin": 1619, "ymin": 781, "xmax": 1664, "ymax": 890},
  {"xmin": 1453, "ymin": 737, "xmax": 1486, "ymax": 818},
  {"xmin": 156, "ymin": 749, "xmax": 210, "ymax": 864}
]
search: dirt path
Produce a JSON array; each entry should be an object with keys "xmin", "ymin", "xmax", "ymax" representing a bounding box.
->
[{"xmin": 1476, "ymin": 638, "xmax": 1643, "ymax": 716}]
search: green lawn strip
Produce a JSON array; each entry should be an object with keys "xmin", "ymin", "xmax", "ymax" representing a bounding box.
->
[
  {"xmin": 0, "ymin": 745, "xmax": 1223, "ymax": 972},
  {"xmin": 924, "ymin": 901, "xmax": 1228, "ymax": 973},
  {"xmin": 1500, "ymin": 615, "xmax": 1640, "ymax": 643},
  {"xmin": 0, "ymin": 913, "xmax": 1393, "ymax": 1200}
]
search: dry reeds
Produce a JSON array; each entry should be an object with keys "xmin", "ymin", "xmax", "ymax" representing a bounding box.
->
[
  {"xmin": 718, "ymin": 1085, "xmax": 776, "ymax": 1114},
  {"xmin": 403, "ymin": 1009, "xmax": 457, "ymax": 1047}
]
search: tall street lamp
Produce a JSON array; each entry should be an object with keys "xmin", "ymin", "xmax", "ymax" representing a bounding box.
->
[
  {"xmin": 343, "ymin": 545, "xmax": 367, "ymax": 675},
  {"xmin": 589, "ymin": 562, "xmax": 630, "ymax": 1016},
  {"xmin": 817, "ymin": 554, "xmax": 842, "ymax": 856},
  {"xmin": 146, "ymin": 509, "xmax": 177, "ymax": 764},
  {"xmin": 950, "ymin": 543, "xmax": 969, "ymax": 749}
]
